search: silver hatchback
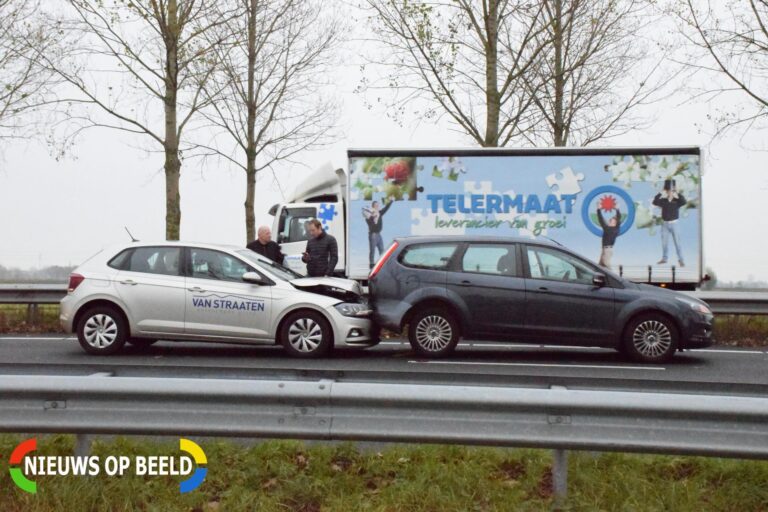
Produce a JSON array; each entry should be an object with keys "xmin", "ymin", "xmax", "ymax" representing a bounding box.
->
[{"xmin": 60, "ymin": 242, "xmax": 376, "ymax": 357}]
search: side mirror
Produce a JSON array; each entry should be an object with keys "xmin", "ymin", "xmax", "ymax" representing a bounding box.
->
[
  {"xmin": 242, "ymin": 272, "xmax": 265, "ymax": 285},
  {"xmin": 592, "ymin": 273, "xmax": 606, "ymax": 287}
]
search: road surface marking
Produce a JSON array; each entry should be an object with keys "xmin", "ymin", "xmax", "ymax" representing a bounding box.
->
[
  {"xmin": 694, "ymin": 349, "xmax": 764, "ymax": 355},
  {"xmin": 0, "ymin": 336, "xmax": 74, "ymax": 341},
  {"xmin": 408, "ymin": 360, "xmax": 665, "ymax": 371}
]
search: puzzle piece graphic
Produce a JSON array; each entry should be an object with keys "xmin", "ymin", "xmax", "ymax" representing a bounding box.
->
[
  {"xmin": 317, "ymin": 203, "xmax": 338, "ymax": 228},
  {"xmin": 546, "ymin": 167, "xmax": 585, "ymax": 199},
  {"xmin": 463, "ymin": 181, "xmax": 494, "ymax": 195}
]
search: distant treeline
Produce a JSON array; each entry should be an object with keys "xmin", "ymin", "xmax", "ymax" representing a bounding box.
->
[{"xmin": 0, "ymin": 265, "xmax": 75, "ymax": 283}]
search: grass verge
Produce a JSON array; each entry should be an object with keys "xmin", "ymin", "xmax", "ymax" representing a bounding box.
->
[{"xmin": 0, "ymin": 435, "xmax": 767, "ymax": 511}]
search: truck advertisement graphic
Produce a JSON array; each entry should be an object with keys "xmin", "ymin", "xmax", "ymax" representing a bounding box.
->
[{"xmin": 347, "ymin": 149, "xmax": 702, "ymax": 284}]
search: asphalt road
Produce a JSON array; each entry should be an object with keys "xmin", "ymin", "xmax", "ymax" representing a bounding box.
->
[{"xmin": 1, "ymin": 334, "xmax": 767, "ymax": 396}]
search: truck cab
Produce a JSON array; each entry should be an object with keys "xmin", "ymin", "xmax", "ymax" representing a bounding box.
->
[{"xmin": 269, "ymin": 163, "xmax": 347, "ymax": 276}]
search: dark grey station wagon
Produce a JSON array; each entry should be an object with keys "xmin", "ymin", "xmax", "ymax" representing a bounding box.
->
[{"xmin": 368, "ymin": 236, "xmax": 713, "ymax": 363}]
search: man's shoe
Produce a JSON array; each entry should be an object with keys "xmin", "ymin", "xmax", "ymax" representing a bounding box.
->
[
  {"xmin": 678, "ymin": 260, "xmax": 685, "ymax": 267},
  {"xmin": 657, "ymin": 259, "xmax": 667, "ymax": 264}
]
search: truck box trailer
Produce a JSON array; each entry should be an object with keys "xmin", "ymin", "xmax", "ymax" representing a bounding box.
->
[{"xmin": 270, "ymin": 147, "xmax": 703, "ymax": 290}]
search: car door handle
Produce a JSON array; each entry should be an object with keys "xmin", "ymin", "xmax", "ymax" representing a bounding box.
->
[
  {"xmin": 458, "ymin": 280, "xmax": 472, "ymax": 287},
  {"xmin": 537, "ymin": 286, "xmax": 550, "ymax": 292},
  {"xmin": 119, "ymin": 279, "xmax": 138, "ymax": 286},
  {"xmin": 188, "ymin": 286, "xmax": 206, "ymax": 292}
]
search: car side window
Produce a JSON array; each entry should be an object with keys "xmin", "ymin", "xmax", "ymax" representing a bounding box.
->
[
  {"xmin": 400, "ymin": 243, "xmax": 458, "ymax": 270},
  {"xmin": 526, "ymin": 246, "xmax": 596, "ymax": 285},
  {"xmin": 462, "ymin": 244, "xmax": 518, "ymax": 276},
  {"xmin": 125, "ymin": 247, "xmax": 181, "ymax": 276},
  {"xmin": 190, "ymin": 248, "xmax": 253, "ymax": 282}
]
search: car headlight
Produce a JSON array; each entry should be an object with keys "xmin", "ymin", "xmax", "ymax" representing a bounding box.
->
[
  {"xmin": 676, "ymin": 297, "xmax": 712, "ymax": 315},
  {"xmin": 334, "ymin": 302, "xmax": 372, "ymax": 317}
]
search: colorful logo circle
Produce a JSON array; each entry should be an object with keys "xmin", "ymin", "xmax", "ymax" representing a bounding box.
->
[{"xmin": 581, "ymin": 185, "xmax": 635, "ymax": 237}]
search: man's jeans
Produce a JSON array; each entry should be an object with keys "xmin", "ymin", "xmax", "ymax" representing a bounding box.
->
[
  {"xmin": 661, "ymin": 221, "xmax": 684, "ymax": 263},
  {"xmin": 369, "ymin": 232, "xmax": 384, "ymax": 266}
]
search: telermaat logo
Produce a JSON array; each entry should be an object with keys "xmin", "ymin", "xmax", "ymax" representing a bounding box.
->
[
  {"xmin": 8, "ymin": 437, "xmax": 207, "ymax": 494},
  {"xmin": 581, "ymin": 185, "xmax": 636, "ymax": 237}
]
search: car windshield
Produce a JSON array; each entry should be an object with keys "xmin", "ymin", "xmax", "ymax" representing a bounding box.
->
[{"xmin": 236, "ymin": 249, "xmax": 302, "ymax": 281}]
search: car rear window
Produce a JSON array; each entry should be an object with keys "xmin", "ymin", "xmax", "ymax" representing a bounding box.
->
[{"xmin": 399, "ymin": 243, "xmax": 458, "ymax": 270}]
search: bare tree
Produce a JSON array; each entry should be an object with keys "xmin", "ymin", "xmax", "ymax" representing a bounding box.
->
[
  {"xmin": 0, "ymin": 0, "xmax": 57, "ymax": 144},
  {"xmin": 676, "ymin": 0, "xmax": 768, "ymax": 135},
  {"xmin": 191, "ymin": 0, "xmax": 341, "ymax": 243},
  {"xmin": 360, "ymin": 0, "xmax": 552, "ymax": 147},
  {"xmin": 37, "ymin": 0, "xmax": 235, "ymax": 239},
  {"xmin": 525, "ymin": 0, "xmax": 671, "ymax": 147}
]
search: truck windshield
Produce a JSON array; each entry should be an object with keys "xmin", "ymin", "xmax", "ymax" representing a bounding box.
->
[
  {"xmin": 278, "ymin": 207, "xmax": 317, "ymax": 243},
  {"xmin": 236, "ymin": 250, "xmax": 302, "ymax": 281}
]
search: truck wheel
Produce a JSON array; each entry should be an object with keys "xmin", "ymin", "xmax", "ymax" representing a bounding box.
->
[
  {"xmin": 408, "ymin": 307, "xmax": 460, "ymax": 358},
  {"xmin": 127, "ymin": 338, "xmax": 158, "ymax": 349},
  {"xmin": 280, "ymin": 310, "xmax": 333, "ymax": 358},
  {"xmin": 623, "ymin": 313, "xmax": 679, "ymax": 363},
  {"xmin": 76, "ymin": 306, "xmax": 128, "ymax": 355}
]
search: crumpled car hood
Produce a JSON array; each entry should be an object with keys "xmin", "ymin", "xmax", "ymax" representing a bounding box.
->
[{"xmin": 290, "ymin": 277, "xmax": 363, "ymax": 301}]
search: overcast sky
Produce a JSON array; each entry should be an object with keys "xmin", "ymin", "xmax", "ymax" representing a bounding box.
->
[{"xmin": 1, "ymin": 6, "xmax": 767, "ymax": 283}]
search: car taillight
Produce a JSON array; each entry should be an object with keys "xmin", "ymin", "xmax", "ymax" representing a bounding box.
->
[
  {"xmin": 68, "ymin": 273, "xmax": 85, "ymax": 292},
  {"xmin": 369, "ymin": 241, "xmax": 398, "ymax": 280}
]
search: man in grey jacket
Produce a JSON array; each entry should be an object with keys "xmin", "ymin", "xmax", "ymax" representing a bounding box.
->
[{"xmin": 301, "ymin": 219, "xmax": 338, "ymax": 277}]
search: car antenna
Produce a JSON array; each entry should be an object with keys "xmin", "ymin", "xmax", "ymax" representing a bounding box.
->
[
  {"xmin": 538, "ymin": 235, "xmax": 563, "ymax": 247},
  {"xmin": 124, "ymin": 226, "xmax": 139, "ymax": 242}
]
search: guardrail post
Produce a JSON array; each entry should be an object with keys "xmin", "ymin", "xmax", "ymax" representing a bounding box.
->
[
  {"xmin": 26, "ymin": 304, "xmax": 39, "ymax": 324},
  {"xmin": 75, "ymin": 434, "xmax": 93, "ymax": 458},
  {"xmin": 73, "ymin": 372, "xmax": 114, "ymax": 457},
  {"xmin": 552, "ymin": 448, "xmax": 568, "ymax": 509}
]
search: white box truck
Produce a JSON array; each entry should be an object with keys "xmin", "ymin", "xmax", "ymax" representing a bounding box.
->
[{"xmin": 269, "ymin": 147, "xmax": 704, "ymax": 290}]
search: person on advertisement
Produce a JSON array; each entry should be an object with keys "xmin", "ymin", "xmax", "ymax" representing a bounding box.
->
[
  {"xmin": 362, "ymin": 198, "xmax": 393, "ymax": 269},
  {"xmin": 653, "ymin": 179, "xmax": 687, "ymax": 267},
  {"xmin": 301, "ymin": 219, "xmax": 339, "ymax": 277},
  {"xmin": 597, "ymin": 207, "xmax": 622, "ymax": 268},
  {"xmin": 246, "ymin": 226, "xmax": 285, "ymax": 265}
]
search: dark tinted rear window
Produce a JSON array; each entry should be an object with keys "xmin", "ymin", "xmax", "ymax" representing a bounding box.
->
[
  {"xmin": 399, "ymin": 243, "xmax": 458, "ymax": 270},
  {"xmin": 123, "ymin": 247, "xmax": 182, "ymax": 276},
  {"xmin": 107, "ymin": 249, "xmax": 133, "ymax": 270}
]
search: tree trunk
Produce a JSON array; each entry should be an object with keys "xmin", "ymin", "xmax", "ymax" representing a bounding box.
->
[
  {"xmin": 483, "ymin": 0, "xmax": 500, "ymax": 147},
  {"xmin": 164, "ymin": 0, "xmax": 182, "ymax": 240},
  {"xmin": 552, "ymin": 0, "xmax": 567, "ymax": 147},
  {"xmin": 244, "ymin": 0, "xmax": 258, "ymax": 244}
]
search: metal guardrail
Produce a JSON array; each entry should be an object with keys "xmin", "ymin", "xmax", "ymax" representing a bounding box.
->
[
  {"xmin": 682, "ymin": 291, "xmax": 768, "ymax": 315},
  {"xmin": 0, "ymin": 284, "xmax": 68, "ymax": 304},
  {"xmin": 2, "ymin": 284, "xmax": 768, "ymax": 315},
  {"xmin": 1, "ymin": 375, "xmax": 767, "ymax": 459}
]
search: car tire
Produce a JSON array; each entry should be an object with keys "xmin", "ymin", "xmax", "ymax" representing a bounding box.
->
[
  {"xmin": 622, "ymin": 313, "xmax": 679, "ymax": 363},
  {"xmin": 76, "ymin": 306, "xmax": 128, "ymax": 355},
  {"xmin": 127, "ymin": 338, "xmax": 158, "ymax": 348},
  {"xmin": 408, "ymin": 307, "xmax": 460, "ymax": 358},
  {"xmin": 280, "ymin": 310, "xmax": 333, "ymax": 358}
]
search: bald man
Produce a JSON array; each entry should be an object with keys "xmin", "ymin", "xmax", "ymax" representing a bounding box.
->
[{"xmin": 246, "ymin": 226, "xmax": 285, "ymax": 265}]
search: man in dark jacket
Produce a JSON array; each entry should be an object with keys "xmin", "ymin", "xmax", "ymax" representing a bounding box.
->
[
  {"xmin": 246, "ymin": 226, "xmax": 285, "ymax": 265},
  {"xmin": 597, "ymin": 207, "xmax": 621, "ymax": 268},
  {"xmin": 652, "ymin": 179, "xmax": 687, "ymax": 266},
  {"xmin": 302, "ymin": 219, "xmax": 338, "ymax": 277},
  {"xmin": 362, "ymin": 198, "xmax": 393, "ymax": 268}
]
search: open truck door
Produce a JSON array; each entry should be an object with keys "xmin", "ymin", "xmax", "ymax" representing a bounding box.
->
[{"xmin": 274, "ymin": 205, "xmax": 317, "ymax": 275}]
